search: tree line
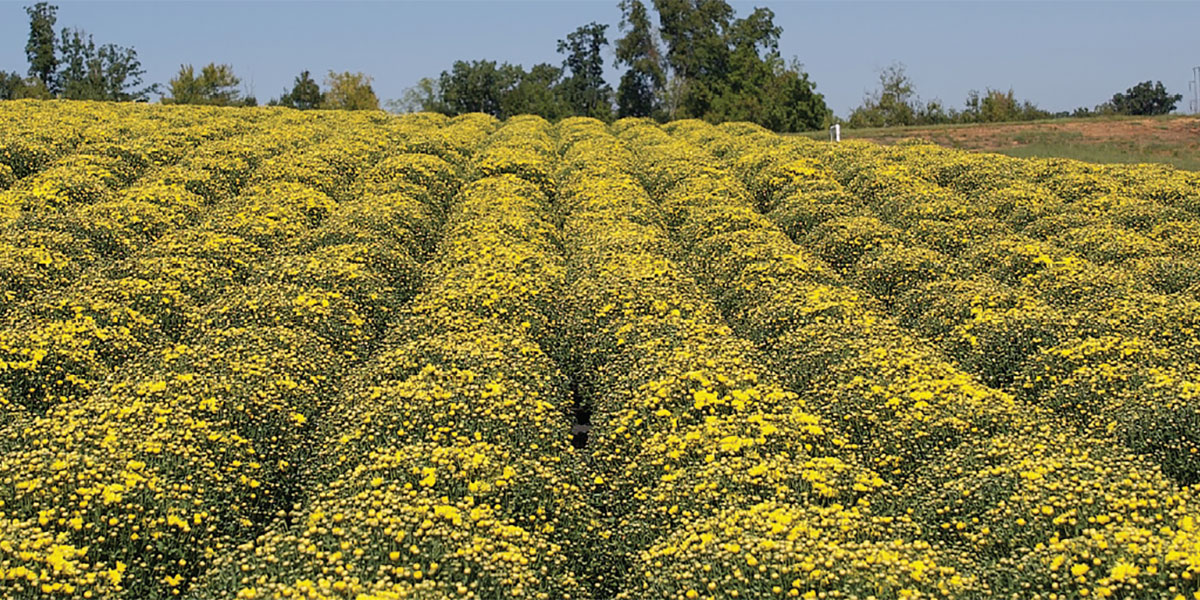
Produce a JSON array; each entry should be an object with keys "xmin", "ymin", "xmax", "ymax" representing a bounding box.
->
[
  {"xmin": 845, "ymin": 62, "xmax": 1184, "ymax": 128},
  {"xmin": 160, "ymin": 64, "xmax": 380, "ymax": 111},
  {"xmin": 396, "ymin": 0, "xmax": 830, "ymax": 132},
  {"xmin": 1, "ymin": 3, "xmax": 156, "ymax": 102},
  {"xmin": 397, "ymin": 0, "xmax": 1187, "ymax": 129},
  {"xmin": 1, "ymin": 2, "xmax": 380, "ymax": 110},
  {"xmin": 0, "ymin": 1, "xmax": 1189, "ymax": 130}
]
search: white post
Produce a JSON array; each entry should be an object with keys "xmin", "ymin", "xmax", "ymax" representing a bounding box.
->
[{"xmin": 829, "ymin": 124, "xmax": 841, "ymax": 142}]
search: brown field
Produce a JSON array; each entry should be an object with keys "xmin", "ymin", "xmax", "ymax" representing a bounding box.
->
[{"xmin": 799, "ymin": 114, "xmax": 1200, "ymax": 171}]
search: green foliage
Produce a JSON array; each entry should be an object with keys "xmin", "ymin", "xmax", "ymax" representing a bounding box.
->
[
  {"xmin": 321, "ymin": 71, "xmax": 379, "ymax": 110},
  {"xmin": 163, "ymin": 63, "xmax": 248, "ymax": 106},
  {"xmin": 55, "ymin": 28, "xmax": 155, "ymax": 101},
  {"xmin": 1064, "ymin": 80, "xmax": 1183, "ymax": 117},
  {"xmin": 433, "ymin": 60, "xmax": 570, "ymax": 119},
  {"xmin": 0, "ymin": 75, "xmax": 50, "ymax": 100},
  {"xmin": 406, "ymin": 0, "xmax": 827, "ymax": 131},
  {"xmin": 438, "ymin": 60, "xmax": 520, "ymax": 116},
  {"xmin": 848, "ymin": 63, "xmax": 917, "ymax": 128},
  {"xmin": 17, "ymin": 3, "xmax": 152, "ymax": 102},
  {"xmin": 709, "ymin": 14, "xmax": 829, "ymax": 133},
  {"xmin": 654, "ymin": 0, "xmax": 734, "ymax": 84},
  {"xmin": 653, "ymin": 0, "xmax": 733, "ymax": 119},
  {"xmin": 616, "ymin": 70, "xmax": 657, "ymax": 119},
  {"xmin": 1109, "ymin": 80, "xmax": 1182, "ymax": 115},
  {"xmin": 557, "ymin": 22, "xmax": 613, "ymax": 119},
  {"xmin": 274, "ymin": 70, "xmax": 322, "ymax": 110},
  {"xmin": 652, "ymin": 1, "xmax": 827, "ymax": 131},
  {"xmin": 847, "ymin": 63, "xmax": 1050, "ymax": 127},
  {"xmin": 962, "ymin": 88, "xmax": 1050, "ymax": 123},
  {"xmin": 0, "ymin": 72, "xmax": 28, "ymax": 100},
  {"xmin": 614, "ymin": 0, "xmax": 666, "ymax": 118},
  {"xmin": 389, "ymin": 77, "xmax": 442, "ymax": 114},
  {"xmin": 502, "ymin": 63, "xmax": 570, "ymax": 120},
  {"xmin": 24, "ymin": 2, "xmax": 58, "ymax": 93}
]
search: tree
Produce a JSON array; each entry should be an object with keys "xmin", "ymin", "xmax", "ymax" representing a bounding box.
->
[
  {"xmin": 653, "ymin": 0, "xmax": 735, "ymax": 117},
  {"xmin": 2, "ymin": 75, "xmax": 51, "ymax": 100},
  {"xmin": 727, "ymin": 6, "xmax": 780, "ymax": 60},
  {"xmin": 614, "ymin": 0, "xmax": 666, "ymax": 118},
  {"xmin": 701, "ymin": 9, "xmax": 827, "ymax": 132},
  {"xmin": 758, "ymin": 60, "xmax": 830, "ymax": 132},
  {"xmin": 389, "ymin": 77, "xmax": 443, "ymax": 113},
  {"xmin": 979, "ymin": 88, "xmax": 1017, "ymax": 122},
  {"xmin": 321, "ymin": 71, "xmax": 379, "ymax": 110},
  {"xmin": 916, "ymin": 98, "xmax": 954, "ymax": 125},
  {"xmin": 0, "ymin": 72, "xmax": 27, "ymax": 100},
  {"xmin": 1110, "ymin": 80, "xmax": 1182, "ymax": 116},
  {"xmin": 848, "ymin": 63, "xmax": 917, "ymax": 127},
  {"xmin": 16, "ymin": 3, "xmax": 153, "ymax": 102},
  {"xmin": 408, "ymin": 0, "xmax": 831, "ymax": 129},
  {"xmin": 642, "ymin": 0, "xmax": 825, "ymax": 128},
  {"xmin": 24, "ymin": 2, "xmax": 57, "ymax": 94},
  {"xmin": 961, "ymin": 88, "xmax": 1049, "ymax": 123},
  {"xmin": 94, "ymin": 42, "xmax": 154, "ymax": 101},
  {"xmin": 654, "ymin": 0, "xmax": 733, "ymax": 81},
  {"xmin": 557, "ymin": 22, "xmax": 613, "ymax": 119},
  {"xmin": 658, "ymin": 72, "xmax": 686, "ymax": 121},
  {"xmin": 55, "ymin": 28, "xmax": 98, "ymax": 99},
  {"xmin": 423, "ymin": 61, "xmax": 568, "ymax": 119},
  {"xmin": 274, "ymin": 70, "xmax": 322, "ymax": 109},
  {"xmin": 55, "ymin": 28, "xmax": 155, "ymax": 101},
  {"xmin": 708, "ymin": 6, "xmax": 777, "ymax": 119},
  {"xmin": 164, "ymin": 63, "xmax": 244, "ymax": 106},
  {"xmin": 503, "ymin": 63, "xmax": 569, "ymax": 119},
  {"xmin": 437, "ymin": 60, "xmax": 522, "ymax": 116}
]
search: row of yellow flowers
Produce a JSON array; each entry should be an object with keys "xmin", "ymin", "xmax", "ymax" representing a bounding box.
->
[
  {"xmin": 863, "ymin": 143, "xmax": 1200, "ymax": 485},
  {"xmin": 553, "ymin": 117, "xmax": 968, "ymax": 599},
  {"xmin": 194, "ymin": 114, "xmax": 594, "ymax": 600},
  {"xmin": 0, "ymin": 106, "xmax": 492, "ymax": 426},
  {"xmin": 0, "ymin": 101, "xmax": 238, "ymax": 194},
  {"xmin": 0, "ymin": 115, "xmax": 324, "ymax": 420},
  {"xmin": 622, "ymin": 119, "xmax": 993, "ymax": 597},
  {"xmin": 0, "ymin": 104, "xmax": 465, "ymax": 311},
  {"xmin": 664, "ymin": 119, "xmax": 1200, "ymax": 598},
  {"xmin": 0, "ymin": 105, "xmax": 482, "ymax": 598},
  {"xmin": 5, "ymin": 99, "xmax": 1200, "ymax": 599},
  {"xmin": 685, "ymin": 126, "xmax": 1200, "ymax": 489},
  {"xmin": 0, "ymin": 106, "xmax": 259, "ymax": 310}
]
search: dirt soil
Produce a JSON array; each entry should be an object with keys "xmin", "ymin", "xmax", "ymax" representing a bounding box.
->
[{"xmin": 861, "ymin": 116, "xmax": 1200, "ymax": 152}]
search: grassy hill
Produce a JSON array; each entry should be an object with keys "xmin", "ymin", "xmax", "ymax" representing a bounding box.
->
[{"xmin": 796, "ymin": 114, "xmax": 1200, "ymax": 171}]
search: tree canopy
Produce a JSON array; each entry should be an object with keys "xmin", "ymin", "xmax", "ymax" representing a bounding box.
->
[
  {"xmin": 24, "ymin": 2, "xmax": 57, "ymax": 93},
  {"xmin": 614, "ymin": 0, "xmax": 665, "ymax": 118},
  {"xmin": 9, "ymin": 0, "xmax": 1168, "ymax": 131},
  {"xmin": 436, "ymin": 60, "xmax": 520, "ymax": 116},
  {"xmin": 56, "ymin": 28, "xmax": 155, "ymax": 101},
  {"xmin": 12, "ymin": 3, "xmax": 154, "ymax": 101},
  {"xmin": 163, "ymin": 63, "xmax": 250, "ymax": 106},
  {"xmin": 848, "ymin": 63, "xmax": 917, "ymax": 128},
  {"xmin": 402, "ymin": 0, "xmax": 829, "ymax": 131},
  {"xmin": 1109, "ymin": 81, "xmax": 1182, "ymax": 116},
  {"xmin": 846, "ymin": 63, "xmax": 1052, "ymax": 127},
  {"xmin": 647, "ymin": 0, "xmax": 828, "ymax": 130},
  {"xmin": 558, "ymin": 22, "xmax": 613, "ymax": 120},
  {"xmin": 322, "ymin": 71, "xmax": 379, "ymax": 110},
  {"xmin": 273, "ymin": 70, "xmax": 322, "ymax": 110}
]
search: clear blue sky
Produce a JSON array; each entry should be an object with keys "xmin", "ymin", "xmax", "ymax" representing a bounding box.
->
[{"xmin": 2, "ymin": 1, "xmax": 1198, "ymax": 117}]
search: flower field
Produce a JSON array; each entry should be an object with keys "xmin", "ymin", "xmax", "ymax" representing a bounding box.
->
[{"xmin": 2, "ymin": 100, "xmax": 1200, "ymax": 600}]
